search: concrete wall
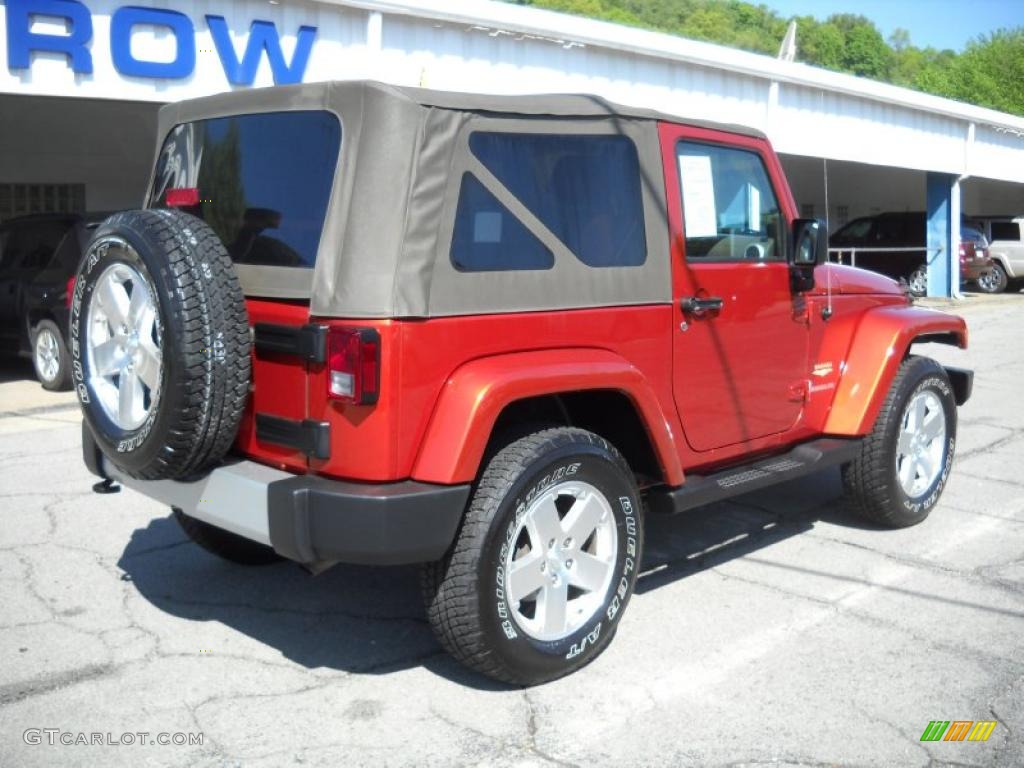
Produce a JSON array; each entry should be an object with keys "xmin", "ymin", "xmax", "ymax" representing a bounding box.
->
[{"xmin": 0, "ymin": 95, "xmax": 160, "ymax": 214}]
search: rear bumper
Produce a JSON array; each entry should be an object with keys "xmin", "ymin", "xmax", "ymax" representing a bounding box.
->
[{"xmin": 84, "ymin": 425, "xmax": 469, "ymax": 566}]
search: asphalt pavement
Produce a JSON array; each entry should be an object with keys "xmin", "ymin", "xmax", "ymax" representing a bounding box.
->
[{"xmin": 0, "ymin": 294, "xmax": 1022, "ymax": 767}]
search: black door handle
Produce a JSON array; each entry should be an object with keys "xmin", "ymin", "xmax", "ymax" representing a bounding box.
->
[{"xmin": 681, "ymin": 296, "xmax": 724, "ymax": 316}]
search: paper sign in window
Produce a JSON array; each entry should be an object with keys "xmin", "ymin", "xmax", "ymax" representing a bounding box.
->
[
  {"xmin": 474, "ymin": 211, "xmax": 503, "ymax": 243},
  {"xmin": 678, "ymin": 154, "xmax": 717, "ymax": 238}
]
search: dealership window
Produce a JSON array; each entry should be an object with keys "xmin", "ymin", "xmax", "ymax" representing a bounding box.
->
[
  {"xmin": 150, "ymin": 111, "xmax": 341, "ymax": 269},
  {"xmin": 990, "ymin": 222, "xmax": 1022, "ymax": 242},
  {"xmin": 450, "ymin": 173, "xmax": 554, "ymax": 272},
  {"xmin": 676, "ymin": 141, "xmax": 783, "ymax": 261},
  {"xmin": 467, "ymin": 132, "xmax": 647, "ymax": 268},
  {"xmin": 0, "ymin": 183, "xmax": 85, "ymax": 222}
]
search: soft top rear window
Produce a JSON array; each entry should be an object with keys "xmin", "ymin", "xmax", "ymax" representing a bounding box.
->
[{"xmin": 150, "ymin": 110, "xmax": 341, "ymax": 269}]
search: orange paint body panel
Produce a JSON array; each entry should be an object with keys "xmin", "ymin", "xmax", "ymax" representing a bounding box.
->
[
  {"xmin": 823, "ymin": 305, "xmax": 967, "ymax": 435},
  {"xmin": 411, "ymin": 348, "xmax": 684, "ymax": 485},
  {"xmin": 306, "ymin": 306, "xmax": 682, "ymax": 483},
  {"xmin": 235, "ymin": 298, "xmax": 311, "ymax": 473}
]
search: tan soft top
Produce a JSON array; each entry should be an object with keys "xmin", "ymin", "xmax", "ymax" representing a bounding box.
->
[{"xmin": 151, "ymin": 81, "xmax": 763, "ymax": 318}]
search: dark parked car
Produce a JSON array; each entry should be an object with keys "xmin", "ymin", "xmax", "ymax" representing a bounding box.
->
[
  {"xmin": 829, "ymin": 211, "xmax": 994, "ymax": 296},
  {"xmin": 0, "ymin": 213, "xmax": 102, "ymax": 390}
]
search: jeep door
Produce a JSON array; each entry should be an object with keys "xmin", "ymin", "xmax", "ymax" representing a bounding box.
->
[{"xmin": 659, "ymin": 124, "xmax": 808, "ymax": 452}]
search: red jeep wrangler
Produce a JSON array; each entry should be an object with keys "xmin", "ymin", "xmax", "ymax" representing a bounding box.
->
[{"xmin": 74, "ymin": 82, "xmax": 971, "ymax": 685}]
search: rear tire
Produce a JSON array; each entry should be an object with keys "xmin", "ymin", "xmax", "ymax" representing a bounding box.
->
[
  {"xmin": 31, "ymin": 319, "xmax": 72, "ymax": 391},
  {"xmin": 842, "ymin": 356, "xmax": 956, "ymax": 528},
  {"xmin": 173, "ymin": 508, "xmax": 280, "ymax": 565},
  {"xmin": 421, "ymin": 427, "xmax": 643, "ymax": 686},
  {"xmin": 975, "ymin": 263, "xmax": 1008, "ymax": 294}
]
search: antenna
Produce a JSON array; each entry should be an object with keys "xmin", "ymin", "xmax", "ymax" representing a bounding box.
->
[
  {"xmin": 778, "ymin": 20, "xmax": 798, "ymax": 62},
  {"xmin": 822, "ymin": 157, "xmax": 833, "ymax": 320}
]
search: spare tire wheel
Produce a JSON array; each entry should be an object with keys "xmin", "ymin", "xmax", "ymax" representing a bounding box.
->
[{"xmin": 71, "ymin": 210, "xmax": 251, "ymax": 480}]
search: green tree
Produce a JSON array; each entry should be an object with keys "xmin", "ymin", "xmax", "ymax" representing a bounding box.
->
[
  {"xmin": 841, "ymin": 21, "xmax": 893, "ymax": 79},
  {"xmin": 503, "ymin": 0, "xmax": 1024, "ymax": 116},
  {"xmin": 800, "ymin": 19, "xmax": 844, "ymax": 70}
]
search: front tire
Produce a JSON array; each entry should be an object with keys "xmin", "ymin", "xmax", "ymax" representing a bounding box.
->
[
  {"xmin": 842, "ymin": 356, "xmax": 956, "ymax": 528},
  {"xmin": 421, "ymin": 427, "xmax": 643, "ymax": 685},
  {"xmin": 975, "ymin": 263, "xmax": 1008, "ymax": 294},
  {"xmin": 32, "ymin": 319, "xmax": 72, "ymax": 391},
  {"xmin": 907, "ymin": 266, "xmax": 928, "ymax": 297}
]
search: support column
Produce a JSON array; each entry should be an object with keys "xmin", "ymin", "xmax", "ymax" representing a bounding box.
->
[
  {"xmin": 365, "ymin": 11, "xmax": 383, "ymax": 79},
  {"xmin": 926, "ymin": 172, "xmax": 955, "ymax": 298}
]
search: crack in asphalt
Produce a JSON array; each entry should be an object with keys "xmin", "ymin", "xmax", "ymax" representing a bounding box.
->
[
  {"xmin": 147, "ymin": 592, "xmax": 432, "ymax": 625},
  {"xmin": 523, "ymin": 690, "xmax": 581, "ymax": 768},
  {"xmin": 955, "ymin": 427, "xmax": 1024, "ymax": 460},
  {"xmin": 0, "ymin": 403, "xmax": 80, "ymax": 419},
  {"xmin": 0, "ymin": 663, "xmax": 117, "ymax": 707},
  {"xmin": 711, "ymin": 567, "xmax": 1022, "ymax": 668}
]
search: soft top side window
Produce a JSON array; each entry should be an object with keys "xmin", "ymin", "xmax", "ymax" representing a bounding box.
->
[
  {"xmin": 450, "ymin": 173, "xmax": 554, "ymax": 272},
  {"xmin": 462, "ymin": 132, "xmax": 647, "ymax": 270}
]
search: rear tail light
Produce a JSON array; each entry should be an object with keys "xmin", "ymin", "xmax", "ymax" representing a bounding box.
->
[
  {"xmin": 327, "ymin": 327, "xmax": 380, "ymax": 405},
  {"xmin": 65, "ymin": 275, "xmax": 75, "ymax": 308},
  {"xmin": 165, "ymin": 187, "xmax": 200, "ymax": 207}
]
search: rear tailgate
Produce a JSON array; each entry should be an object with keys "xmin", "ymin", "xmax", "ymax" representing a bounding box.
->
[
  {"xmin": 236, "ymin": 299, "xmax": 311, "ymax": 472},
  {"xmin": 146, "ymin": 110, "xmax": 342, "ymax": 472}
]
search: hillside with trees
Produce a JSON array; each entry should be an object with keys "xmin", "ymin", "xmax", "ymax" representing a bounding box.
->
[{"xmin": 505, "ymin": 0, "xmax": 1024, "ymax": 117}]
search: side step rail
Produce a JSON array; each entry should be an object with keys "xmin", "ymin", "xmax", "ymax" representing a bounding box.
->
[{"xmin": 647, "ymin": 438, "xmax": 862, "ymax": 515}]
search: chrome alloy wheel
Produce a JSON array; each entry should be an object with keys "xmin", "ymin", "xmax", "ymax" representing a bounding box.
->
[
  {"xmin": 34, "ymin": 327, "xmax": 61, "ymax": 383},
  {"xmin": 503, "ymin": 480, "xmax": 618, "ymax": 642},
  {"xmin": 85, "ymin": 258, "xmax": 162, "ymax": 431},
  {"xmin": 896, "ymin": 390, "xmax": 946, "ymax": 498},
  {"xmin": 908, "ymin": 267, "xmax": 928, "ymax": 297}
]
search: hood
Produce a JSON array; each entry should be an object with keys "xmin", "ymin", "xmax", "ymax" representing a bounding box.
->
[{"xmin": 810, "ymin": 264, "xmax": 905, "ymax": 296}]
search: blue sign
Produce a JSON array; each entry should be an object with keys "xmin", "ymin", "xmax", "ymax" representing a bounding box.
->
[{"xmin": 5, "ymin": 0, "xmax": 317, "ymax": 85}]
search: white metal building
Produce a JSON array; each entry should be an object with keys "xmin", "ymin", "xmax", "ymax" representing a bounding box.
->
[{"xmin": 2, "ymin": 0, "xmax": 1023, "ymax": 292}]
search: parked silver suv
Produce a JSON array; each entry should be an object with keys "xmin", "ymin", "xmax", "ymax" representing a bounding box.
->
[{"xmin": 975, "ymin": 216, "xmax": 1024, "ymax": 293}]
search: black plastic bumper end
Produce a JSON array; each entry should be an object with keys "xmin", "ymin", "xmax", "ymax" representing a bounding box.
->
[{"xmin": 267, "ymin": 475, "xmax": 470, "ymax": 566}]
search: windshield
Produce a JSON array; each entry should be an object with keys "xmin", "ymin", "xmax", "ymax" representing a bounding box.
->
[
  {"xmin": 961, "ymin": 225, "xmax": 987, "ymax": 246},
  {"xmin": 150, "ymin": 111, "xmax": 341, "ymax": 269}
]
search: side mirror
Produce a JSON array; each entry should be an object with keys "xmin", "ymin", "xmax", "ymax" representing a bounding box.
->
[
  {"xmin": 790, "ymin": 218, "xmax": 826, "ymax": 293},
  {"xmin": 791, "ymin": 218, "xmax": 826, "ymax": 266}
]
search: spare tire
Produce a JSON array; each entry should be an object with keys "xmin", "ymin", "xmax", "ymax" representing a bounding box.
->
[{"xmin": 71, "ymin": 209, "xmax": 251, "ymax": 480}]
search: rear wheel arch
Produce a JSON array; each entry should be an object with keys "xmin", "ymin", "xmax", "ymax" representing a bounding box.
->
[
  {"xmin": 410, "ymin": 349, "xmax": 684, "ymax": 487},
  {"xmin": 487, "ymin": 390, "xmax": 664, "ymax": 487}
]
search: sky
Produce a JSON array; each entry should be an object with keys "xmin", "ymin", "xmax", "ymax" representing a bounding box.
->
[{"xmin": 763, "ymin": 0, "xmax": 1022, "ymax": 52}]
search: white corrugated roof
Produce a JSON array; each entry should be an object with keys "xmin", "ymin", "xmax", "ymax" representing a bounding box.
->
[{"xmin": 335, "ymin": 0, "xmax": 1024, "ymax": 134}]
